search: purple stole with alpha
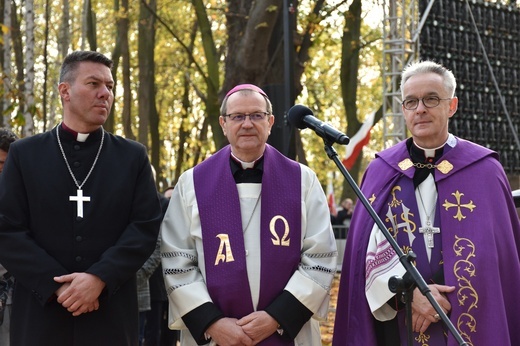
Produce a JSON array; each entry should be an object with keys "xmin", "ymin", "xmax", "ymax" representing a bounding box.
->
[{"xmin": 194, "ymin": 145, "xmax": 301, "ymax": 344}]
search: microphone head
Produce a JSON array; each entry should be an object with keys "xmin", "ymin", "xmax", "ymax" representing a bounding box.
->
[{"xmin": 288, "ymin": 105, "xmax": 313, "ymax": 129}]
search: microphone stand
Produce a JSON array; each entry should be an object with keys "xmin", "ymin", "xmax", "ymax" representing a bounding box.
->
[{"xmin": 322, "ymin": 140, "xmax": 468, "ymax": 346}]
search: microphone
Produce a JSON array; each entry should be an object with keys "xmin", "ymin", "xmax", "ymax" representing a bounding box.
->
[{"xmin": 288, "ymin": 105, "xmax": 350, "ymax": 145}]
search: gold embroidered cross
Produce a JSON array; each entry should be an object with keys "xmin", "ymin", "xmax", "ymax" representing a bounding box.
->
[
  {"xmin": 442, "ymin": 190, "xmax": 476, "ymax": 221},
  {"xmin": 389, "ymin": 186, "xmax": 402, "ymax": 208}
]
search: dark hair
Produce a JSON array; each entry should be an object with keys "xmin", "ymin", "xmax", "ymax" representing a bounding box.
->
[
  {"xmin": 0, "ymin": 128, "xmax": 18, "ymax": 152},
  {"xmin": 59, "ymin": 51, "xmax": 113, "ymax": 84}
]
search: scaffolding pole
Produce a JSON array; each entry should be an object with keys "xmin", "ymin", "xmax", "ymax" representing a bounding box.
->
[{"xmin": 382, "ymin": 0, "xmax": 420, "ymax": 147}]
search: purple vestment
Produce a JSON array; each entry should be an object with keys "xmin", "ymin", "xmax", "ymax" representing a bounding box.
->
[
  {"xmin": 333, "ymin": 137, "xmax": 520, "ymax": 346},
  {"xmin": 194, "ymin": 144, "xmax": 301, "ymax": 345}
]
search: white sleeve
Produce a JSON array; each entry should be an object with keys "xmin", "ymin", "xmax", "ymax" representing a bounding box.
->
[
  {"xmin": 365, "ymin": 223, "xmax": 406, "ymax": 321},
  {"xmin": 285, "ymin": 166, "xmax": 338, "ymax": 320},
  {"xmin": 160, "ymin": 170, "xmax": 212, "ymax": 330}
]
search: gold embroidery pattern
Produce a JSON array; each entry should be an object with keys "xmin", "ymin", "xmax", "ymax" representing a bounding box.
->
[
  {"xmin": 270, "ymin": 215, "xmax": 290, "ymax": 246},
  {"xmin": 401, "ymin": 245, "xmax": 412, "ymax": 256},
  {"xmin": 453, "ymin": 236, "xmax": 477, "ymax": 346},
  {"xmin": 416, "ymin": 331, "xmax": 430, "ymax": 345},
  {"xmin": 401, "ymin": 246, "xmax": 417, "ymax": 266},
  {"xmin": 436, "ymin": 160, "xmax": 454, "ymax": 174},
  {"xmin": 398, "ymin": 158, "xmax": 414, "ymax": 171},
  {"xmin": 384, "ymin": 185, "xmax": 416, "ymax": 240},
  {"xmin": 368, "ymin": 193, "xmax": 376, "ymax": 205},
  {"xmin": 214, "ymin": 234, "xmax": 234, "ymax": 265},
  {"xmin": 389, "ymin": 186, "xmax": 403, "ymax": 208},
  {"xmin": 442, "ymin": 190, "xmax": 476, "ymax": 221}
]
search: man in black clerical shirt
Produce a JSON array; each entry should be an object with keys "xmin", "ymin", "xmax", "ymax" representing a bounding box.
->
[{"xmin": 0, "ymin": 51, "xmax": 162, "ymax": 346}]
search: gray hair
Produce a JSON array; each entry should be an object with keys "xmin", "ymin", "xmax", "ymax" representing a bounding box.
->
[{"xmin": 400, "ymin": 60, "xmax": 457, "ymax": 98}]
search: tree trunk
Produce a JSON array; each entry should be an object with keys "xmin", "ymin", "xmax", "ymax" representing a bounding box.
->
[
  {"xmin": 340, "ymin": 0, "xmax": 362, "ymax": 199},
  {"xmin": 138, "ymin": 0, "xmax": 160, "ymax": 184},
  {"xmin": 171, "ymin": 76, "xmax": 191, "ymax": 187},
  {"xmin": 121, "ymin": 0, "xmax": 134, "ymax": 140},
  {"xmin": 172, "ymin": 23, "xmax": 198, "ymax": 187},
  {"xmin": 107, "ymin": 0, "xmax": 123, "ymax": 134},
  {"xmin": 59, "ymin": 0, "xmax": 70, "ymax": 57},
  {"xmin": 223, "ymin": 0, "xmax": 281, "ymax": 92},
  {"xmin": 23, "ymin": 0, "xmax": 35, "ymax": 136},
  {"xmin": 85, "ymin": 0, "xmax": 97, "ymax": 51},
  {"xmin": 1, "ymin": 0, "xmax": 11, "ymax": 128},
  {"xmin": 51, "ymin": 0, "xmax": 71, "ymax": 130},
  {"xmin": 222, "ymin": 1, "xmax": 327, "ymax": 157},
  {"xmin": 11, "ymin": 1, "xmax": 25, "ymax": 132},
  {"xmin": 191, "ymin": 0, "xmax": 222, "ymax": 149},
  {"xmin": 42, "ymin": 0, "xmax": 50, "ymax": 131},
  {"xmin": 138, "ymin": 0, "xmax": 154, "ymax": 147}
]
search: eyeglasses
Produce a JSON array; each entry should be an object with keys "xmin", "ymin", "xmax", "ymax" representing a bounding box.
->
[
  {"xmin": 224, "ymin": 112, "xmax": 270, "ymax": 123},
  {"xmin": 402, "ymin": 96, "xmax": 452, "ymax": 110}
]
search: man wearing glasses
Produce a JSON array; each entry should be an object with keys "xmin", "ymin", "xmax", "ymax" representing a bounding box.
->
[
  {"xmin": 333, "ymin": 60, "xmax": 520, "ymax": 346},
  {"xmin": 161, "ymin": 84, "xmax": 337, "ymax": 346}
]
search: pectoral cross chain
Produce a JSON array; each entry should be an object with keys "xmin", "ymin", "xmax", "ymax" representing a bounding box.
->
[
  {"xmin": 57, "ymin": 126, "xmax": 104, "ymax": 219},
  {"xmin": 69, "ymin": 189, "xmax": 91, "ymax": 218}
]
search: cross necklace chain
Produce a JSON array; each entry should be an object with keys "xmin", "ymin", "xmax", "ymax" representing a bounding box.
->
[
  {"xmin": 243, "ymin": 192, "xmax": 261, "ymax": 234},
  {"xmin": 417, "ymin": 187, "xmax": 440, "ymax": 248},
  {"xmin": 56, "ymin": 125, "xmax": 105, "ymax": 218}
]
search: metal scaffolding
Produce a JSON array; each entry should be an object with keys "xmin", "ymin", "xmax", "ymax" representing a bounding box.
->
[{"xmin": 382, "ymin": 0, "xmax": 436, "ymax": 147}]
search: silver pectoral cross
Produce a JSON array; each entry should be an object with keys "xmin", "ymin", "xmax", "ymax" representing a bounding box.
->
[
  {"xmin": 69, "ymin": 189, "xmax": 91, "ymax": 218},
  {"xmin": 419, "ymin": 220, "xmax": 440, "ymax": 248}
]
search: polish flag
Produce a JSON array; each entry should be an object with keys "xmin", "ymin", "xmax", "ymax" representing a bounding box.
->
[
  {"xmin": 342, "ymin": 111, "xmax": 375, "ymax": 170},
  {"xmin": 327, "ymin": 180, "xmax": 337, "ymax": 217}
]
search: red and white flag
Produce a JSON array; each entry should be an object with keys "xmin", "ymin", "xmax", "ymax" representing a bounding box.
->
[
  {"xmin": 342, "ymin": 111, "xmax": 375, "ymax": 170},
  {"xmin": 327, "ymin": 179, "xmax": 337, "ymax": 217}
]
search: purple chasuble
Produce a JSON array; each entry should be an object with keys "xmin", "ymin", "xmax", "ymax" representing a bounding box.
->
[
  {"xmin": 333, "ymin": 137, "xmax": 520, "ymax": 346},
  {"xmin": 194, "ymin": 144, "xmax": 301, "ymax": 345}
]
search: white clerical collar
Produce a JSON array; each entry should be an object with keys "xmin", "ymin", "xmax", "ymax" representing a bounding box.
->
[
  {"xmin": 61, "ymin": 122, "xmax": 91, "ymax": 142},
  {"xmin": 76, "ymin": 133, "xmax": 90, "ymax": 142},
  {"xmin": 414, "ymin": 134, "xmax": 453, "ymax": 158},
  {"xmin": 231, "ymin": 152, "xmax": 263, "ymax": 169}
]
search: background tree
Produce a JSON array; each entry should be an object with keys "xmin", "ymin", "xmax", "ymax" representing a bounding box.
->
[
  {"xmin": 82, "ymin": 0, "xmax": 97, "ymax": 50},
  {"xmin": 23, "ymin": 0, "xmax": 35, "ymax": 136},
  {"xmin": 42, "ymin": 0, "xmax": 51, "ymax": 132},
  {"xmin": 1, "ymin": 0, "xmax": 12, "ymax": 128},
  {"xmin": 0, "ymin": 0, "xmax": 385, "ymax": 193},
  {"xmin": 9, "ymin": 1, "xmax": 26, "ymax": 133},
  {"xmin": 121, "ymin": 0, "xmax": 134, "ymax": 141}
]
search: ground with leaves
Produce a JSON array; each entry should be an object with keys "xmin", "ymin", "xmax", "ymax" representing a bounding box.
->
[{"xmin": 321, "ymin": 273, "xmax": 341, "ymax": 345}]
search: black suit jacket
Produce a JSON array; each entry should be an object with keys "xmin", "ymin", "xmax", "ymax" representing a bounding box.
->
[{"xmin": 0, "ymin": 126, "xmax": 162, "ymax": 346}]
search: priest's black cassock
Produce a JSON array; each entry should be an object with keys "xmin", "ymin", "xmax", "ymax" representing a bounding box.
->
[{"xmin": 0, "ymin": 126, "xmax": 163, "ymax": 346}]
